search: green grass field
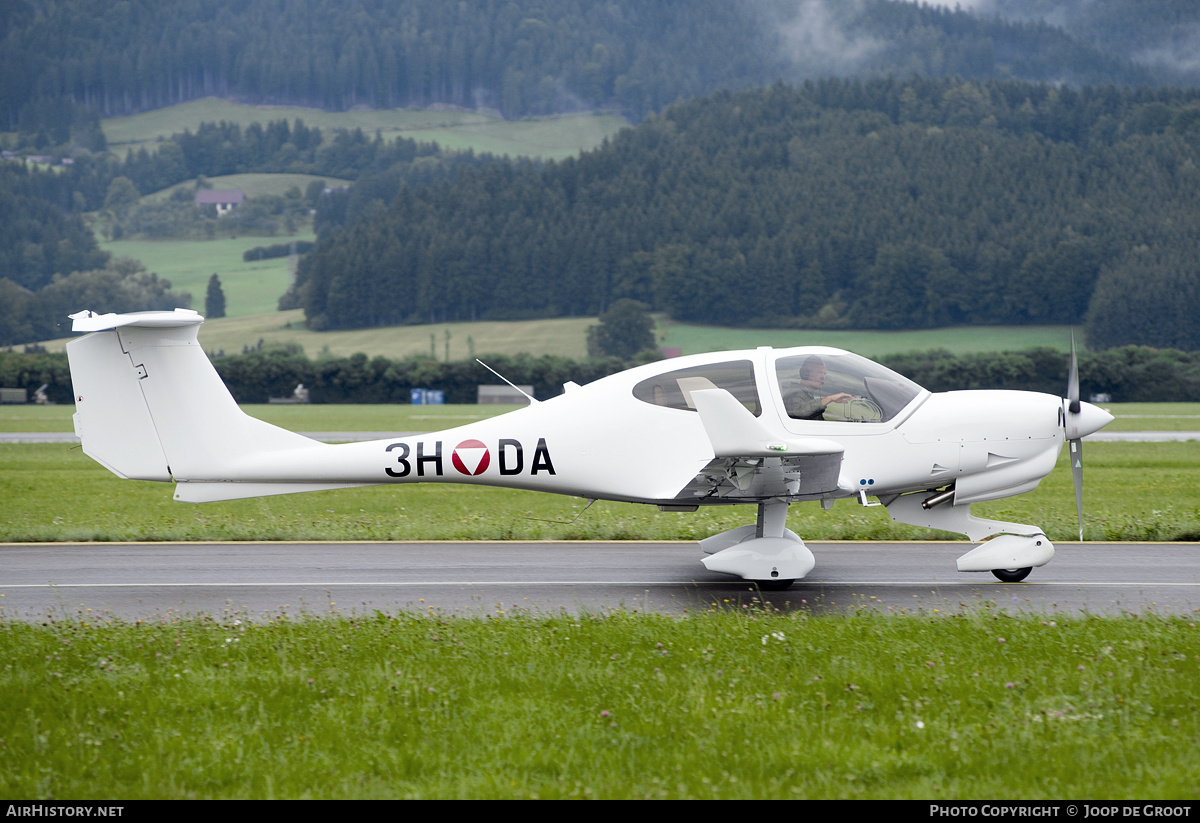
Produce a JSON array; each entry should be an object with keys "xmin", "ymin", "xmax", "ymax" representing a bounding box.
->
[
  {"xmin": 99, "ymin": 235, "xmax": 313, "ymax": 319},
  {"xmin": 38, "ymin": 306, "xmax": 1088, "ymax": 364},
  {"xmin": 2, "ymin": 436, "xmax": 1198, "ymax": 543},
  {"xmin": 102, "ymin": 98, "xmax": 629, "ymax": 161},
  {"xmin": 3, "ymin": 609, "xmax": 1199, "ymax": 799},
  {"xmin": 3, "ymin": 402, "xmax": 1196, "ymax": 434}
]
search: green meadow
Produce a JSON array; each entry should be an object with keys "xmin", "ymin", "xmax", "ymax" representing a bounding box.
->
[
  {"xmin": 102, "ymin": 97, "xmax": 629, "ymax": 161},
  {"xmin": 100, "ymin": 236, "xmax": 311, "ymax": 320},
  {"xmin": 37, "ymin": 308, "xmax": 1085, "ymax": 363},
  {"xmin": 2, "ymin": 401, "xmax": 1194, "ymax": 434},
  {"xmin": 141, "ymin": 172, "xmax": 350, "ymax": 204}
]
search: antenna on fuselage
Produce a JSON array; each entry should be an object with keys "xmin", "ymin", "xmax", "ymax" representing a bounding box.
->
[{"xmin": 475, "ymin": 359, "xmax": 539, "ymax": 405}]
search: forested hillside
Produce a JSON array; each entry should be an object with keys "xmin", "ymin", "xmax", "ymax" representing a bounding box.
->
[
  {"xmin": 294, "ymin": 78, "xmax": 1200, "ymax": 349},
  {"xmin": 4, "ymin": 0, "xmax": 1194, "ymax": 138},
  {"xmin": 5, "ymin": 1, "xmax": 1200, "ymax": 350}
]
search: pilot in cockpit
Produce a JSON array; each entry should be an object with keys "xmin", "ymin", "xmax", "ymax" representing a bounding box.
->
[{"xmin": 785, "ymin": 355, "xmax": 853, "ymax": 420}]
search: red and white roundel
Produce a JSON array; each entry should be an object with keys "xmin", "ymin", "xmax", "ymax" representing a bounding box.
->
[{"xmin": 451, "ymin": 439, "xmax": 491, "ymax": 475}]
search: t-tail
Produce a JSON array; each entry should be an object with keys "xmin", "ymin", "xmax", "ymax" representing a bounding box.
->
[{"xmin": 65, "ymin": 309, "xmax": 360, "ymax": 502}]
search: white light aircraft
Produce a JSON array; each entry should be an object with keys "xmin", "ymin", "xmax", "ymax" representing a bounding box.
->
[{"xmin": 66, "ymin": 308, "xmax": 1113, "ymax": 589}]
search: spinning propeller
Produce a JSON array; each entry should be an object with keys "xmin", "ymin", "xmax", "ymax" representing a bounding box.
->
[
  {"xmin": 1065, "ymin": 336, "xmax": 1085, "ymax": 540},
  {"xmin": 1062, "ymin": 335, "xmax": 1114, "ymax": 541}
]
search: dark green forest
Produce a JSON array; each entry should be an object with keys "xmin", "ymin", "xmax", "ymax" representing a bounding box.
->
[
  {"xmin": 295, "ymin": 78, "xmax": 1200, "ymax": 350},
  {"xmin": 5, "ymin": 0, "xmax": 1191, "ymax": 136}
]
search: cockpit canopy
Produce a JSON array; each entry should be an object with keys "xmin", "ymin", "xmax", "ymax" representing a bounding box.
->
[
  {"xmin": 775, "ymin": 351, "xmax": 923, "ymax": 423},
  {"xmin": 631, "ymin": 349, "xmax": 924, "ymax": 424}
]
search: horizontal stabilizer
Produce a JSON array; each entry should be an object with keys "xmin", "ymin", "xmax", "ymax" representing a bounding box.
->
[
  {"xmin": 69, "ymin": 308, "xmax": 203, "ymax": 332},
  {"xmin": 175, "ymin": 482, "xmax": 370, "ymax": 503},
  {"xmin": 691, "ymin": 388, "xmax": 843, "ymax": 459}
]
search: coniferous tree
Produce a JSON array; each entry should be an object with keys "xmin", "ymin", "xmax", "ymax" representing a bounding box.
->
[{"xmin": 205, "ymin": 273, "xmax": 226, "ymax": 319}]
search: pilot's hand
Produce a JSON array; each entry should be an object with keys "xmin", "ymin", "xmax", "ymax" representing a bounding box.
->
[{"xmin": 823, "ymin": 392, "xmax": 853, "ymax": 406}]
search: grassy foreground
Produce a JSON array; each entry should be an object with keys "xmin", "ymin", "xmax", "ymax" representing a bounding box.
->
[{"xmin": 2, "ymin": 607, "xmax": 1198, "ymax": 799}]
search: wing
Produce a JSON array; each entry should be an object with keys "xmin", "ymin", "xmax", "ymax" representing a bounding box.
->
[{"xmin": 674, "ymin": 389, "xmax": 844, "ymax": 503}]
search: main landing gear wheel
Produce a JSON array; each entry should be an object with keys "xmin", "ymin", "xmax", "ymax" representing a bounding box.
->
[
  {"xmin": 755, "ymin": 579, "xmax": 795, "ymax": 591},
  {"xmin": 992, "ymin": 567, "xmax": 1032, "ymax": 583}
]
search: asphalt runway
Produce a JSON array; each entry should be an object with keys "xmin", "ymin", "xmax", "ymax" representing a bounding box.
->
[{"xmin": 2, "ymin": 540, "xmax": 1197, "ymax": 621}]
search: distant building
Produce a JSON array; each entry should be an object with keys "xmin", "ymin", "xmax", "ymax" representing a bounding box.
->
[
  {"xmin": 195, "ymin": 189, "xmax": 245, "ymax": 216},
  {"xmin": 477, "ymin": 385, "xmax": 534, "ymax": 404}
]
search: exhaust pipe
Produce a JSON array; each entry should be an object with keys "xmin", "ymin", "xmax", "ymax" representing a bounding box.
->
[{"xmin": 921, "ymin": 488, "xmax": 955, "ymax": 510}]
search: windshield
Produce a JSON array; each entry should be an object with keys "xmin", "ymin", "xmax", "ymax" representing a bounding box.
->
[{"xmin": 775, "ymin": 352, "xmax": 923, "ymax": 423}]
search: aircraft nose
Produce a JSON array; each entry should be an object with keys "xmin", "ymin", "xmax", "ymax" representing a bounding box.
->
[{"xmin": 1066, "ymin": 401, "xmax": 1114, "ymax": 440}]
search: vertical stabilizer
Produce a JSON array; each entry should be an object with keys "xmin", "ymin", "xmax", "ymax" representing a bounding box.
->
[{"xmin": 66, "ymin": 309, "xmax": 319, "ymax": 483}]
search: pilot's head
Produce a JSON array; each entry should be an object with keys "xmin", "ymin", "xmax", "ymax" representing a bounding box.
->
[{"xmin": 799, "ymin": 356, "xmax": 827, "ymax": 389}]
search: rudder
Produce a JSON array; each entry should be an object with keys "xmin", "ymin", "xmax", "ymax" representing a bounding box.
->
[{"xmin": 66, "ymin": 309, "xmax": 318, "ymax": 484}]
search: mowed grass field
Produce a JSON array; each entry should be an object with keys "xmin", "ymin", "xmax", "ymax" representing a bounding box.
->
[
  {"xmin": 100, "ymin": 236, "xmax": 311, "ymax": 320},
  {"xmin": 2, "ymin": 403, "xmax": 1198, "ymax": 543},
  {"xmin": 102, "ymin": 97, "xmax": 630, "ymax": 161},
  {"xmin": 4, "ymin": 402, "xmax": 1197, "ymax": 433}
]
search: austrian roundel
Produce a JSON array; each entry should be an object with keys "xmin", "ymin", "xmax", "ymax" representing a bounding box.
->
[{"xmin": 451, "ymin": 439, "xmax": 491, "ymax": 476}]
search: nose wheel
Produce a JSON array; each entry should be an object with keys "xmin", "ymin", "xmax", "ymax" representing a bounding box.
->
[{"xmin": 992, "ymin": 567, "xmax": 1032, "ymax": 583}]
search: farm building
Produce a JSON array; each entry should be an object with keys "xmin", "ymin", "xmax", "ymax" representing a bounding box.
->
[{"xmin": 195, "ymin": 189, "xmax": 245, "ymax": 216}]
